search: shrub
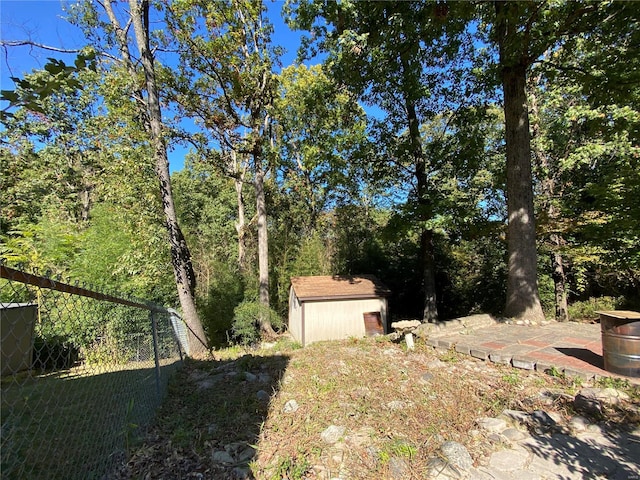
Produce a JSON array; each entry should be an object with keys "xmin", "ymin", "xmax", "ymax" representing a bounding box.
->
[
  {"xmin": 200, "ymin": 262, "xmax": 246, "ymax": 347},
  {"xmin": 231, "ymin": 301, "xmax": 283, "ymax": 346},
  {"xmin": 568, "ymin": 296, "xmax": 620, "ymax": 322}
]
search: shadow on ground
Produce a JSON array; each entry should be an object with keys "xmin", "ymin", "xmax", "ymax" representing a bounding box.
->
[
  {"xmin": 521, "ymin": 426, "xmax": 640, "ymax": 479},
  {"xmin": 556, "ymin": 347, "xmax": 604, "ymax": 370},
  {"xmin": 115, "ymin": 354, "xmax": 289, "ymax": 479}
]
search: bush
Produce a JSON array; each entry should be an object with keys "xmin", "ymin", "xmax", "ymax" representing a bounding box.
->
[
  {"xmin": 568, "ymin": 296, "xmax": 620, "ymax": 322},
  {"xmin": 32, "ymin": 335, "xmax": 79, "ymax": 371},
  {"xmin": 538, "ymin": 274, "xmax": 556, "ymax": 319},
  {"xmin": 200, "ymin": 262, "xmax": 246, "ymax": 347},
  {"xmin": 231, "ymin": 301, "xmax": 283, "ymax": 346}
]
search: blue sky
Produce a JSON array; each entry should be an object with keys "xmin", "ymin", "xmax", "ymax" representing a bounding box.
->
[{"xmin": 1, "ymin": 0, "xmax": 311, "ymax": 172}]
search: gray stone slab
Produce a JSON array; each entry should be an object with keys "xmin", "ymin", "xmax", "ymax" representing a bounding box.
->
[
  {"xmin": 563, "ymin": 368, "xmax": 595, "ymax": 382},
  {"xmin": 488, "ymin": 449, "xmax": 531, "ymax": 471},
  {"xmin": 534, "ymin": 360, "xmax": 557, "ymax": 374},
  {"xmin": 425, "ymin": 337, "xmax": 440, "ymax": 348},
  {"xmin": 512, "ymin": 356, "xmax": 536, "ymax": 370},
  {"xmin": 519, "ymin": 432, "xmax": 636, "ymax": 479},
  {"xmin": 438, "ymin": 339, "xmax": 456, "ymax": 349},
  {"xmin": 470, "ymin": 348, "xmax": 489, "ymax": 360},
  {"xmin": 489, "ymin": 351, "xmax": 512, "ymax": 364}
]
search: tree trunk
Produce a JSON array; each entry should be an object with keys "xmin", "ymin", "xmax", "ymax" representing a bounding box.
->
[
  {"xmin": 550, "ymin": 235, "xmax": 569, "ymax": 321},
  {"xmin": 420, "ymin": 229, "xmax": 438, "ymax": 322},
  {"xmin": 529, "ymin": 79, "xmax": 569, "ymax": 322},
  {"xmin": 499, "ymin": 61, "xmax": 545, "ymax": 322},
  {"xmin": 495, "ymin": 1, "xmax": 545, "ymax": 323},
  {"xmin": 405, "ymin": 96, "xmax": 438, "ymax": 322},
  {"xmin": 129, "ymin": 0, "xmax": 208, "ymax": 354},
  {"xmin": 254, "ymin": 162, "xmax": 276, "ymax": 337},
  {"xmin": 80, "ymin": 185, "xmax": 92, "ymax": 222},
  {"xmin": 231, "ymin": 150, "xmax": 247, "ymax": 273}
]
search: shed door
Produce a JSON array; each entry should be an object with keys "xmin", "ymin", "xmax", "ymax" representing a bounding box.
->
[{"xmin": 363, "ymin": 311, "xmax": 383, "ymax": 336}]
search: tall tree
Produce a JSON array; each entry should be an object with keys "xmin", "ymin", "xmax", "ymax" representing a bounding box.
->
[
  {"xmin": 286, "ymin": 0, "xmax": 475, "ymax": 322},
  {"xmin": 166, "ymin": 0, "xmax": 278, "ymax": 337},
  {"xmin": 272, "ymin": 64, "xmax": 367, "ymax": 233},
  {"xmin": 483, "ymin": 0, "xmax": 634, "ymax": 321},
  {"xmin": 69, "ymin": 0, "xmax": 209, "ymax": 353},
  {"xmin": 530, "ymin": 16, "xmax": 640, "ymax": 305}
]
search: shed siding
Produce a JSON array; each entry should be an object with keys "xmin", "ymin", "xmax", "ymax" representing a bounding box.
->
[
  {"xmin": 302, "ymin": 298, "xmax": 387, "ymax": 345},
  {"xmin": 288, "ymin": 287, "xmax": 302, "ymax": 343}
]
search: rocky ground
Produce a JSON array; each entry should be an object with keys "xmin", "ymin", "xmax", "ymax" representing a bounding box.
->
[{"xmin": 115, "ymin": 336, "xmax": 640, "ymax": 479}]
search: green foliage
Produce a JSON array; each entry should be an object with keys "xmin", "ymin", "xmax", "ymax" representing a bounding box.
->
[
  {"xmin": 378, "ymin": 439, "xmax": 418, "ymax": 465},
  {"xmin": 231, "ymin": 301, "xmax": 283, "ymax": 346},
  {"xmin": 437, "ymin": 235, "xmax": 507, "ymax": 318},
  {"xmin": 200, "ymin": 261, "xmax": 246, "ymax": 347},
  {"xmin": 568, "ymin": 297, "xmax": 620, "ymax": 322},
  {"xmin": 0, "ymin": 51, "xmax": 97, "ymax": 121},
  {"xmin": 270, "ymin": 454, "xmax": 310, "ymax": 480},
  {"xmin": 537, "ymin": 274, "xmax": 556, "ymax": 319},
  {"xmin": 0, "ymin": 210, "xmax": 83, "ymax": 274}
]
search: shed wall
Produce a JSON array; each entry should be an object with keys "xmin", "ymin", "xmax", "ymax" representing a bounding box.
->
[
  {"xmin": 288, "ymin": 287, "xmax": 303, "ymax": 343},
  {"xmin": 302, "ymin": 298, "xmax": 387, "ymax": 345}
]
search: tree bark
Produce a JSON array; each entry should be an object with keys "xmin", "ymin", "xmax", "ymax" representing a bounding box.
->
[
  {"xmin": 254, "ymin": 161, "xmax": 276, "ymax": 337},
  {"xmin": 128, "ymin": 0, "xmax": 208, "ymax": 354},
  {"xmin": 499, "ymin": 65, "xmax": 545, "ymax": 322},
  {"xmin": 231, "ymin": 150, "xmax": 247, "ymax": 273},
  {"xmin": 500, "ymin": 62, "xmax": 545, "ymax": 322},
  {"xmin": 496, "ymin": 1, "xmax": 545, "ymax": 322},
  {"xmin": 420, "ymin": 229, "xmax": 438, "ymax": 322},
  {"xmin": 405, "ymin": 96, "xmax": 438, "ymax": 322},
  {"xmin": 551, "ymin": 236, "xmax": 569, "ymax": 321}
]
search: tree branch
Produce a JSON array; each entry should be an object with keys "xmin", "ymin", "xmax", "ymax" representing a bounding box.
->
[{"xmin": 0, "ymin": 40, "xmax": 82, "ymax": 54}]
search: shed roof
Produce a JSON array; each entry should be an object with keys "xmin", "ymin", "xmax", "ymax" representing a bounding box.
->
[{"xmin": 290, "ymin": 275, "xmax": 391, "ymax": 301}]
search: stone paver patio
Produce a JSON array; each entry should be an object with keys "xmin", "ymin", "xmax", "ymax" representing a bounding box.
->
[{"xmin": 422, "ymin": 319, "xmax": 639, "ymax": 384}]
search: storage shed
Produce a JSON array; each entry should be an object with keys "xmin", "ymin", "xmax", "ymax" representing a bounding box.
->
[{"xmin": 288, "ymin": 275, "xmax": 391, "ymax": 346}]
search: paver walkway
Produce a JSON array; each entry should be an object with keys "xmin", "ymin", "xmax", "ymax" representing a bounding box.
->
[
  {"xmin": 424, "ymin": 319, "xmax": 639, "ymax": 384},
  {"xmin": 422, "ymin": 319, "xmax": 640, "ymax": 479}
]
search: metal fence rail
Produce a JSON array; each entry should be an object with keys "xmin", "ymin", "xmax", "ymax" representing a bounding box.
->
[{"xmin": 0, "ymin": 265, "xmax": 184, "ymax": 479}]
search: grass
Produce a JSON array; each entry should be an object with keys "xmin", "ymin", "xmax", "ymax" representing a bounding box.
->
[
  {"xmin": 1, "ymin": 358, "xmax": 180, "ymax": 480},
  {"xmin": 113, "ymin": 336, "xmax": 640, "ymax": 479}
]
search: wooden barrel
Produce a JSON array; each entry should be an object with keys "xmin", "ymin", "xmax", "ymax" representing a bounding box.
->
[
  {"xmin": 363, "ymin": 312, "xmax": 384, "ymax": 336},
  {"xmin": 598, "ymin": 310, "xmax": 640, "ymax": 378}
]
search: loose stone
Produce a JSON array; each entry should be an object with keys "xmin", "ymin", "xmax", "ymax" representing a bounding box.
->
[
  {"xmin": 321, "ymin": 425, "xmax": 346, "ymax": 444},
  {"xmin": 283, "ymin": 399, "xmax": 299, "ymax": 413},
  {"xmin": 421, "ymin": 372, "xmax": 435, "ymax": 383},
  {"xmin": 574, "ymin": 394, "xmax": 602, "ymax": 417},
  {"xmin": 477, "ymin": 417, "xmax": 507, "ymax": 433},
  {"xmin": 502, "ymin": 427, "xmax": 528, "ymax": 441},
  {"xmin": 488, "ymin": 449, "xmax": 530, "ymax": 472},
  {"xmin": 256, "ymin": 390, "xmax": 270, "ymax": 402},
  {"xmin": 231, "ymin": 466, "xmax": 252, "ymax": 479},
  {"xmin": 530, "ymin": 410, "xmax": 556, "ymax": 427},
  {"xmin": 568, "ymin": 415, "xmax": 590, "ymax": 433},
  {"xmin": 426, "ymin": 457, "xmax": 464, "ymax": 480},
  {"xmin": 389, "ymin": 457, "xmax": 410, "ymax": 479},
  {"xmin": 212, "ymin": 450, "xmax": 235, "ymax": 465},
  {"xmin": 387, "ymin": 400, "xmax": 408, "ymax": 410},
  {"xmin": 440, "ymin": 441, "xmax": 473, "ymax": 471}
]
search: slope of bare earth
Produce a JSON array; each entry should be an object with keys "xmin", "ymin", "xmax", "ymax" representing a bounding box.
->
[{"xmin": 115, "ymin": 336, "xmax": 640, "ymax": 479}]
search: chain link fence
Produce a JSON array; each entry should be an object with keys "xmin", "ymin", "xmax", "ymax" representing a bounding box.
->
[{"xmin": 0, "ymin": 265, "xmax": 185, "ymax": 479}]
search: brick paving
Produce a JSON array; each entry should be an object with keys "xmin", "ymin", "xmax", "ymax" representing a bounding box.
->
[{"xmin": 427, "ymin": 320, "xmax": 640, "ymax": 384}]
